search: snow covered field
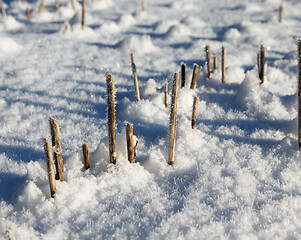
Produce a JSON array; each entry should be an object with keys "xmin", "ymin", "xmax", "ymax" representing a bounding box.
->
[{"xmin": 0, "ymin": 0, "xmax": 301, "ymax": 238}]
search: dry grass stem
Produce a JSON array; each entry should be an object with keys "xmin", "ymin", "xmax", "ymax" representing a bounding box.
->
[
  {"xmin": 206, "ymin": 46, "xmax": 212, "ymax": 79},
  {"xmin": 106, "ymin": 71, "xmax": 117, "ymax": 164},
  {"xmin": 190, "ymin": 64, "xmax": 201, "ymax": 89},
  {"xmin": 191, "ymin": 96, "xmax": 199, "ymax": 129},
  {"xmin": 126, "ymin": 123, "xmax": 135, "ymax": 163},
  {"xmin": 71, "ymin": 0, "xmax": 76, "ymax": 10},
  {"xmin": 164, "ymin": 83, "xmax": 168, "ymax": 108},
  {"xmin": 222, "ymin": 46, "xmax": 226, "ymax": 84},
  {"xmin": 26, "ymin": 8, "xmax": 31, "ymax": 20},
  {"xmin": 214, "ymin": 55, "xmax": 218, "ymax": 69},
  {"xmin": 181, "ymin": 62, "xmax": 186, "ymax": 88},
  {"xmin": 131, "ymin": 50, "xmax": 140, "ymax": 101},
  {"xmin": 55, "ymin": 1, "xmax": 60, "ymax": 10},
  {"xmin": 141, "ymin": 1, "xmax": 145, "ymax": 11},
  {"xmin": 168, "ymin": 73, "xmax": 179, "ymax": 165},
  {"xmin": 279, "ymin": 5, "xmax": 283, "ymax": 23},
  {"xmin": 49, "ymin": 117, "xmax": 64, "ymax": 181},
  {"xmin": 43, "ymin": 138, "xmax": 56, "ymax": 198},
  {"xmin": 81, "ymin": 0, "xmax": 85, "ymax": 30},
  {"xmin": 1, "ymin": 1, "xmax": 5, "ymax": 17},
  {"xmin": 82, "ymin": 144, "xmax": 90, "ymax": 170},
  {"xmin": 298, "ymin": 39, "xmax": 301, "ymax": 148},
  {"xmin": 38, "ymin": 0, "xmax": 45, "ymax": 15},
  {"xmin": 259, "ymin": 45, "xmax": 265, "ymax": 84}
]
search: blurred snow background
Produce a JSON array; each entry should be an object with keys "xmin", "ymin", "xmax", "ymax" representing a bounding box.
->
[{"xmin": 0, "ymin": 0, "xmax": 300, "ymax": 239}]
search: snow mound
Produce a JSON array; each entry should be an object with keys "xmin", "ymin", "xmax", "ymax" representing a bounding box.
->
[
  {"xmin": 92, "ymin": 0, "xmax": 114, "ymax": 10},
  {"xmin": 236, "ymin": 69, "xmax": 291, "ymax": 119},
  {"xmin": 152, "ymin": 20, "xmax": 178, "ymax": 33},
  {"xmin": 115, "ymin": 35, "xmax": 157, "ymax": 53},
  {"xmin": 98, "ymin": 21, "xmax": 120, "ymax": 34},
  {"xmin": 117, "ymin": 14, "xmax": 136, "ymax": 27},
  {"xmin": 0, "ymin": 37, "xmax": 21, "ymax": 56},
  {"xmin": 222, "ymin": 28, "xmax": 241, "ymax": 43},
  {"xmin": 2, "ymin": 16, "xmax": 22, "ymax": 31},
  {"xmin": 164, "ymin": 24, "xmax": 190, "ymax": 40}
]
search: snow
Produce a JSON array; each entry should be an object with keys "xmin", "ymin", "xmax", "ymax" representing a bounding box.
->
[{"xmin": 0, "ymin": 0, "xmax": 301, "ymax": 239}]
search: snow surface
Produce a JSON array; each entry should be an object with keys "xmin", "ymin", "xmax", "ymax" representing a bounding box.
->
[{"xmin": 0, "ymin": 0, "xmax": 301, "ymax": 239}]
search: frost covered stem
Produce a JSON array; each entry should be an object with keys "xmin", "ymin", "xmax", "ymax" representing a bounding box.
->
[
  {"xmin": 279, "ymin": 5, "xmax": 283, "ymax": 23},
  {"xmin": 49, "ymin": 117, "xmax": 64, "ymax": 181},
  {"xmin": 81, "ymin": 0, "xmax": 85, "ymax": 30},
  {"xmin": 168, "ymin": 73, "xmax": 179, "ymax": 165},
  {"xmin": 106, "ymin": 71, "xmax": 117, "ymax": 164},
  {"xmin": 126, "ymin": 123, "xmax": 135, "ymax": 163},
  {"xmin": 222, "ymin": 46, "xmax": 226, "ymax": 84},
  {"xmin": 298, "ymin": 39, "xmax": 301, "ymax": 148},
  {"xmin": 190, "ymin": 64, "xmax": 200, "ymax": 89},
  {"xmin": 214, "ymin": 55, "xmax": 218, "ymax": 69},
  {"xmin": 131, "ymin": 51, "xmax": 140, "ymax": 101},
  {"xmin": 43, "ymin": 138, "xmax": 56, "ymax": 198},
  {"xmin": 206, "ymin": 46, "xmax": 212, "ymax": 79},
  {"xmin": 181, "ymin": 62, "xmax": 186, "ymax": 88},
  {"xmin": 191, "ymin": 96, "xmax": 199, "ymax": 129},
  {"xmin": 164, "ymin": 83, "xmax": 168, "ymax": 108},
  {"xmin": 259, "ymin": 45, "xmax": 265, "ymax": 84},
  {"xmin": 82, "ymin": 144, "xmax": 90, "ymax": 170}
]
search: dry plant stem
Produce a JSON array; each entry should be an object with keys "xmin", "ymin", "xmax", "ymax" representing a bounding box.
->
[
  {"xmin": 191, "ymin": 96, "xmax": 199, "ymax": 129},
  {"xmin": 1, "ymin": 1, "xmax": 5, "ymax": 17},
  {"xmin": 206, "ymin": 46, "xmax": 212, "ymax": 79},
  {"xmin": 82, "ymin": 144, "xmax": 90, "ymax": 170},
  {"xmin": 181, "ymin": 62, "xmax": 186, "ymax": 88},
  {"xmin": 6, "ymin": 227, "xmax": 14, "ymax": 240},
  {"xmin": 257, "ymin": 53, "xmax": 260, "ymax": 75},
  {"xmin": 26, "ymin": 8, "xmax": 30, "ymax": 20},
  {"xmin": 190, "ymin": 64, "xmax": 199, "ymax": 89},
  {"xmin": 106, "ymin": 71, "xmax": 117, "ymax": 164},
  {"xmin": 55, "ymin": 1, "xmax": 60, "ymax": 10},
  {"xmin": 81, "ymin": 0, "xmax": 85, "ymax": 30},
  {"xmin": 49, "ymin": 117, "xmax": 64, "ymax": 181},
  {"xmin": 259, "ymin": 45, "xmax": 265, "ymax": 84},
  {"xmin": 222, "ymin": 46, "xmax": 226, "ymax": 84},
  {"xmin": 279, "ymin": 5, "xmax": 283, "ymax": 23},
  {"xmin": 164, "ymin": 83, "xmax": 168, "ymax": 108},
  {"xmin": 298, "ymin": 39, "xmax": 301, "ymax": 148},
  {"xmin": 126, "ymin": 123, "xmax": 135, "ymax": 163},
  {"xmin": 38, "ymin": 0, "xmax": 45, "ymax": 15},
  {"xmin": 214, "ymin": 55, "xmax": 218, "ymax": 69},
  {"xmin": 168, "ymin": 73, "xmax": 179, "ymax": 165},
  {"xmin": 141, "ymin": 1, "xmax": 145, "ymax": 11},
  {"xmin": 71, "ymin": 0, "xmax": 76, "ymax": 10},
  {"xmin": 43, "ymin": 138, "xmax": 56, "ymax": 198},
  {"xmin": 131, "ymin": 51, "xmax": 140, "ymax": 101},
  {"xmin": 134, "ymin": 141, "xmax": 138, "ymax": 157}
]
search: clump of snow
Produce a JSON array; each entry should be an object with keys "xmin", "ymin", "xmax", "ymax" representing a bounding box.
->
[{"xmin": 140, "ymin": 78, "xmax": 157, "ymax": 98}]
